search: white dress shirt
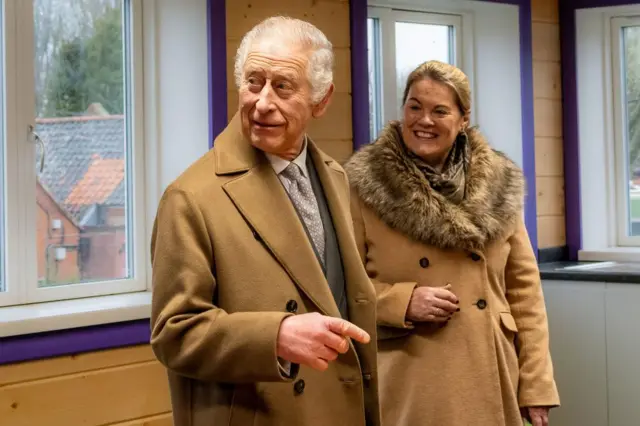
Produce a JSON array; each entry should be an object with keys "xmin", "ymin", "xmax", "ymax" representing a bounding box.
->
[{"xmin": 265, "ymin": 139, "xmax": 310, "ymax": 183}]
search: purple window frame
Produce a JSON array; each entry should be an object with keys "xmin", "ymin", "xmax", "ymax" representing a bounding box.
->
[
  {"xmin": 559, "ymin": 0, "xmax": 640, "ymax": 260},
  {"xmin": 0, "ymin": 0, "xmax": 543, "ymax": 365}
]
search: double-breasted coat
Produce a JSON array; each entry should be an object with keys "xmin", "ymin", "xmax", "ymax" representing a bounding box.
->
[
  {"xmin": 344, "ymin": 122, "xmax": 560, "ymax": 426},
  {"xmin": 150, "ymin": 114, "xmax": 380, "ymax": 426}
]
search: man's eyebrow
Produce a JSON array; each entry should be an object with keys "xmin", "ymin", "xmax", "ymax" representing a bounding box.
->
[
  {"xmin": 244, "ymin": 65, "xmax": 265, "ymax": 75},
  {"xmin": 273, "ymin": 70, "xmax": 297, "ymax": 81}
]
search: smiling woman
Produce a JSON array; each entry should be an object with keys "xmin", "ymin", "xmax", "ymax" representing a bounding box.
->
[
  {"xmin": 400, "ymin": 62, "xmax": 470, "ymax": 172},
  {"xmin": 344, "ymin": 59, "xmax": 559, "ymax": 426}
]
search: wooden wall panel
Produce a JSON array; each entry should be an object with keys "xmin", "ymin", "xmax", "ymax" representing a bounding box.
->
[
  {"xmin": 532, "ymin": 0, "xmax": 566, "ymax": 249},
  {"xmin": 536, "ymin": 176, "xmax": 566, "ymax": 217},
  {"xmin": 0, "ymin": 345, "xmax": 171, "ymax": 426},
  {"xmin": 538, "ymin": 214, "xmax": 567, "ymax": 248},
  {"xmin": 225, "ymin": 0, "xmax": 354, "ymax": 161}
]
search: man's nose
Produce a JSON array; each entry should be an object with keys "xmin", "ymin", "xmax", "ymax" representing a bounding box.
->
[{"xmin": 255, "ymin": 84, "xmax": 275, "ymax": 113}]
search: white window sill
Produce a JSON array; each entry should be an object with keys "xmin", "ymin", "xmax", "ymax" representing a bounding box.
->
[
  {"xmin": 579, "ymin": 248, "xmax": 640, "ymax": 263},
  {"xmin": 0, "ymin": 291, "xmax": 151, "ymax": 338}
]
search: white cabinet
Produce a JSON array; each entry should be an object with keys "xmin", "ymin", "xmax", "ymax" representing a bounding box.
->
[
  {"xmin": 542, "ymin": 280, "xmax": 640, "ymax": 426},
  {"xmin": 604, "ymin": 284, "xmax": 640, "ymax": 426},
  {"xmin": 543, "ymin": 280, "xmax": 608, "ymax": 426}
]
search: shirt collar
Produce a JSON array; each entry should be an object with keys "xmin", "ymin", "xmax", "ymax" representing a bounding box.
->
[{"xmin": 265, "ymin": 136, "xmax": 309, "ymax": 178}]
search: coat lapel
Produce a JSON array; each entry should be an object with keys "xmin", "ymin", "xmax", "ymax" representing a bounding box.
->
[
  {"xmin": 217, "ymin": 114, "xmax": 341, "ymax": 318},
  {"xmin": 307, "ymin": 143, "xmax": 377, "ymax": 313}
]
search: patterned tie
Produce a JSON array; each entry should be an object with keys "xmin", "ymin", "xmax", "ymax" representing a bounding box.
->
[{"xmin": 280, "ymin": 163, "xmax": 326, "ymax": 266}]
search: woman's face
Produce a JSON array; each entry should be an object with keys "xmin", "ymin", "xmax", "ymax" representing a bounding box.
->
[{"xmin": 401, "ymin": 78, "xmax": 468, "ymax": 170}]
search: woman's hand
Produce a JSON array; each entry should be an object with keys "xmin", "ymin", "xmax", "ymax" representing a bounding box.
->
[
  {"xmin": 523, "ymin": 406, "xmax": 550, "ymax": 426},
  {"xmin": 406, "ymin": 284, "xmax": 459, "ymax": 323}
]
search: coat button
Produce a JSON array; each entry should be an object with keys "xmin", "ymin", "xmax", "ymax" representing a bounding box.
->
[
  {"xmin": 419, "ymin": 257, "xmax": 430, "ymax": 268},
  {"xmin": 286, "ymin": 300, "xmax": 298, "ymax": 313},
  {"xmin": 476, "ymin": 299, "xmax": 487, "ymax": 310},
  {"xmin": 363, "ymin": 373, "xmax": 372, "ymax": 388},
  {"xmin": 470, "ymin": 252, "xmax": 481, "ymax": 261},
  {"xmin": 294, "ymin": 379, "xmax": 305, "ymax": 395}
]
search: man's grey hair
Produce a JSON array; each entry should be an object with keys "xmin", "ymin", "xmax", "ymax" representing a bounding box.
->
[{"xmin": 234, "ymin": 16, "xmax": 334, "ymax": 104}]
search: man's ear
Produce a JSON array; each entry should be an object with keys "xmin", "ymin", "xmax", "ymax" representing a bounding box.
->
[{"xmin": 311, "ymin": 84, "xmax": 335, "ymax": 118}]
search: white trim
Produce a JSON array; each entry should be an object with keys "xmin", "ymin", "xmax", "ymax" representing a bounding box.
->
[
  {"xmin": 0, "ymin": 291, "xmax": 151, "ymax": 337},
  {"xmin": 576, "ymin": 5, "xmax": 640, "ymax": 255},
  {"xmin": 611, "ymin": 16, "xmax": 640, "ymax": 246},
  {"xmin": 579, "ymin": 248, "xmax": 640, "ymax": 263},
  {"xmin": 368, "ymin": 7, "xmax": 395, "ymax": 128},
  {"xmin": 128, "ymin": 0, "xmax": 149, "ymax": 293},
  {"xmin": 0, "ymin": 0, "xmax": 21, "ymax": 306},
  {"xmin": 142, "ymin": 0, "xmax": 160, "ymax": 292}
]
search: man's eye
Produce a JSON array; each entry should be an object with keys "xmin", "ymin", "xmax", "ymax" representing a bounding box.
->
[{"xmin": 275, "ymin": 82, "xmax": 292, "ymax": 90}]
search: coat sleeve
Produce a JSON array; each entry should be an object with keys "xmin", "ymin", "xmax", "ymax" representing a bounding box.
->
[
  {"xmin": 505, "ymin": 217, "xmax": 560, "ymax": 407},
  {"xmin": 150, "ymin": 185, "xmax": 294, "ymax": 383},
  {"xmin": 349, "ymin": 188, "xmax": 416, "ymax": 330}
]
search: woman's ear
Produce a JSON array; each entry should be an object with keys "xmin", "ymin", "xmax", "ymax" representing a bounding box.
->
[
  {"xmin": 462, "ymin": 114, "xmax": 470, "ymax": 131},
  {"xmin": 312, "ymin": 84, "xmax": 335, "ymax": 118}
]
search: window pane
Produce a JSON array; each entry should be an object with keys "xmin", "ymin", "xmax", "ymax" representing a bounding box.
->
[
  {"xmin": 395, "ymin": 22, "xmax": 453, "ymax": 116},
  {"xmin": 34, "ymin": 0, "xmax": 132, "ymax": 286},
  {"xmin": 0, "ymin": 5, "xmax": 4, "ymax": 293},
  {"xmin": 623, "ymin": 26, "xmax": 640, "ymax": 236},
  {"xmin": 367, "ymin": 18, "xmax": 382, "ymax": 140}
]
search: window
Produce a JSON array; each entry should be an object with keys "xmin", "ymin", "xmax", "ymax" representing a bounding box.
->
[
  {"xmin": 574, "ymin": 6, "xmax": 640, "ymax": 258},
  {"xmin": 1, "ymin": 0, "xmax": 146, "ymax": 308},
  {"xmin": 0, "ymin": 3, "xmax": 4, "ymax": 295},
  {"xmin": 367, "ymin": 7, "xmax": 461, "ymax": 138},
  {"xmin": 612, "ymin": 17, "xmax": 640, "ymax": 245}
]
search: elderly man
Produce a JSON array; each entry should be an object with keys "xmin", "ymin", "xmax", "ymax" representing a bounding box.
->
[{"xmin": 150, "ymin": 16, "xmax": 380, "ymax": 426}]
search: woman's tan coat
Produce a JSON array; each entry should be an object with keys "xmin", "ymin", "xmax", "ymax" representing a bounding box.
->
[{"xmin": 344, "ymin": 122, "xmax": 559, "ymax": 426}]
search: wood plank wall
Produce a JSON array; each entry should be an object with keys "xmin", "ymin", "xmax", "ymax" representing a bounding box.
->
[
  {"xmin": 225, "ymin": 0, "xmax": 354, "ymax": 163},
  {"xmin": 532, "ymin": 0, "xmax": 566, "ymax": 249},
  {"xmin": 0, "ymin": 345, "xmax": 171, "ymax": 426}
]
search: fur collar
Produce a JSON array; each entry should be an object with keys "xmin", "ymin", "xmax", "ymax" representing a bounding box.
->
[{"xmin": 344, "ymin": 121, "xmax": 525, "ymax": 251}]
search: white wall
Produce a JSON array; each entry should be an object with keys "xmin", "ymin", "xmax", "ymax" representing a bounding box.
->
[
  {"xmin": 143, "ymin": 0, "xmax": 210, "ymax": 204},
  {"xmin": 369, "ymin": 0, "xmax": 523, "ymax": 167},
  {"xmin": 142, "ymin": 0, "xmax": 210, "ymax": 286},
  {"xmin": 543, "ymin": 280, "xmax": 640, "ymax": 426}
]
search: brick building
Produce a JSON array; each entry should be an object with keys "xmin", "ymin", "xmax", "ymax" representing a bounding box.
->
[{"xmin": 35, "ymin": 114, "xmax": 127, "ymax": 285}]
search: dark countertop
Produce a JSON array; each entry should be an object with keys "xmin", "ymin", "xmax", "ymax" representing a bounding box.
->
[{"xmin": 539, "ymin": 261, "xmax": 640, "ymax": 283}]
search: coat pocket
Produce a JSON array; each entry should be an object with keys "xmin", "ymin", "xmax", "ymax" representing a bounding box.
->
[
  {"xmin": 228, "ymin": 385, "xmax": 257, "ymax": 426},
  {"xmin": 499, "ymin": 311, "xmax": 518, "ymax": 333},
  {"xmin": 377, "ymin": 325, "xmax": 412, "ymax": 340},
  {"xmin": 499, "ymin": 311, "xmax": 519, "ymax": 350}
]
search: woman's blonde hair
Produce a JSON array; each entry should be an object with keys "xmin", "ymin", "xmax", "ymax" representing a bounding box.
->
[{"xmin": 401, "ymin": 60, "xmax": 471, "ymax": 117}]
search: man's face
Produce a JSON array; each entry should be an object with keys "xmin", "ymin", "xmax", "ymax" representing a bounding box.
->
[{"xmin": 238, "ymin": 39, "xmax": 330, "ymax": 160}]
